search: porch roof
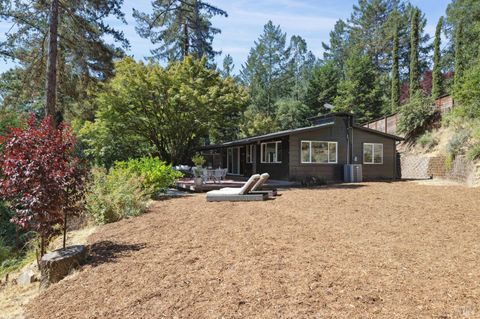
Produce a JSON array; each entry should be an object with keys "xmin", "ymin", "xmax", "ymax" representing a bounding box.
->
[{"xmin": 198, "ymin": 121, "xmax": 335, "ymax": 151}]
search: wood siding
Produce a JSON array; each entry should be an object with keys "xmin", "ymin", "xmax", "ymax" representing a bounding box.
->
[
  {"xmin": 289, "ymin": 118, "xmax": 348, "ymax": 181},
  {"xmin": 255, "ymin": 136, "xmax": 290, "ymax": 180},
  {"xmin": 351, "ymin": 128, "xmax": 397, "ymax": 180}
]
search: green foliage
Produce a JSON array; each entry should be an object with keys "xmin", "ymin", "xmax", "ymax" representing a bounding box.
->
[
  {"xmin": 0, "ymin": 239, "xmax": 9, "ymax": 265},
  {"xmin": 391, "ymin": 20, "xmax": 400, "ymax": 111},
  {"xmin": 115, "ymin": 157, "xmax": 182, "ymax": 192},
  {"xmin": 454, "ymin": 23, "xmax": 464, "ymax": 87},
  {"xmin": 417, "ymin": 131, "xmax": 438, "ymax": 149},
  {"xmin": 409, "ymin": 8, "xmax": 420, "ymax": 97},
  {"xmin": 432, "ymin": 17, "xmax": 444, "ymax": 99},
  {"xmin": 447, "ymin": 129, "xmax": 471, "ymax": 157},
  {"xmin": 80, "ymin": 57, "xmax": 248, "ymax": 165},
  {"xmin": 85, "ymin": 167, "xmax": 151, "ymax": 225},
  {"xmin": 452, "ymin": 57, "xmax": 480, "ymax": 119},
  {"xmin": 334, "ymin": 52, "xmax": 382, "ymax": 123},
  {"xmin": 305, "ymin": 61, "xmax": 339, "ymax": 114},
  {"xmin": 397, "ymin": 92, "xmax": 434, "ymax": 135},
  {"xmin": 274, "ymin": 99, "xmax": 311, "ymax": 130},
  {"xmin": 240, "ymin": 107, "xmax": 278, "ymax": 137},
  {"xmin": 467, "ymin": 144, "xmax": 480, "ymax": 161},
  {"xmin": 191, "ymin": 154, "xmax": 206, "ymax": 167}
]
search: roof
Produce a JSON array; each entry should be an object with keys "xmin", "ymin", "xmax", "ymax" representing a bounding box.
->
[
  {"xmin": 197, "ymin": 120, "xmax": 335, "ymax": 151},
  {"xmin": 353, "ymin": 124, "xmax": 404, "ymax": 141}
]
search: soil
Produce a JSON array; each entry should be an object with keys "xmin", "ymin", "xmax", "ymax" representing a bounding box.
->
[{"xmin": 26, "ymin": 182, "xmax": 480, "ymax": 318}]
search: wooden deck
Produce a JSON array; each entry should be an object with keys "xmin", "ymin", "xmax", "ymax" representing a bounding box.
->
[{"xmin": 176, "ymin": 178, "xmax": 298, "ymax": 192}]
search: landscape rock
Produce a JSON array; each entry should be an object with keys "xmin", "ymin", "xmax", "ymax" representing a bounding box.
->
[
  {"xmin": 17, "ymin": 267, "xmax": 38, "ymax": 286},
  {"xmin": 39, "ymin": 245, "xmax": 87, "ymax": 289}
]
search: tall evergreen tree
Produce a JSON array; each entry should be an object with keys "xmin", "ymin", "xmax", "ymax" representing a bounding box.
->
[
  {"xmin": 0, "ymin": 0, "xmax": 129, "ymax": 119},
  {"xmin": 322, "ymin": 19, "xmax": 349, "ymax": 74},
  {"xmin": 134, "ymin": 0, "xmax": 227, "ymax": 63},
  {"xmin": 432, "ymin": 17, "xmax": 443, "ymax": 99},
  {"xmin": 286, "ymin": 35, "xmax": 315, "ymax": 102},
  {"xmin": 220, "ymin": 54, "xmax": 234, "ymax": 78},
  {"xmin": 454, "ymin": 23, "xmax": 464, "ymax": 87},
  {"xmin": 391, "ymin": 19, "xmax": 400, "ymax": 111},
  {"xmin": 409, "ymin": 8, "xmax": 420, "ymax": 97},
  {"xmin": 305, "ymin": 61, "xmax": 339, "ymax": 114}
]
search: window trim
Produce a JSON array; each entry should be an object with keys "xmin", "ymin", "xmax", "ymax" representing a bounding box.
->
[
  {"xmin": 246, "ymin": 144, "xmax": 254, "ymax": 164},
  {"xmin": 363, "ymin": 143, "xmax": 384, "ymax": 165},
  {"xmin": 260, "ymin": 141, "xmax": 282, "ymax": 164},
  {"xmin": 300, "ymin": 140, "xmax": 338, "ymax": 164}
]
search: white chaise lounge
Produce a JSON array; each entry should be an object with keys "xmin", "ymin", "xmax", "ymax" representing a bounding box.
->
[{"xmin": 206, "ymin": 174, "xmax": 268, "ymax": 202}]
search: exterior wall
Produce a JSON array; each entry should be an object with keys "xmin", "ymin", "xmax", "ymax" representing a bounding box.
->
[
  {"xmin": 351, "ymin": 128, "xmax": 397, "ymax": 180},
  {"xmin": 288, "ymin": 118, "xmax": 348, "ymax": 181},
  {"xmin": 255, "ymin": 136, "xmax": 290, "ymax": 180}
]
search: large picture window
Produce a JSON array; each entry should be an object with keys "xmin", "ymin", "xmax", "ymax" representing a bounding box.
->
[
  {"xmin": 363, "ymin": 143, "xmax": 383, "ymax": 164},
  {"xmin": 261, "ymin": 141, "xmax": 282, "ymax": 163},
  {"xmin": 246, "ymin": 145, "xmax": 254, "ymax": 163},
  {"xmin": 301, "ymin": 141, "xmax": 337, "ymax": 164}
]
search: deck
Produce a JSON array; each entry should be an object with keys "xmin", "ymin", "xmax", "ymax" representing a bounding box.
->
[{"xmin": 176, "ymin": 177, "xmax": 298, "ymax": 192}]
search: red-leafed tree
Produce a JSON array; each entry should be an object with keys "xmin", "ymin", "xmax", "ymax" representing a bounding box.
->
[{"xmin": 0, "ymin": 115, "xmax": 86, "ymax": 256}]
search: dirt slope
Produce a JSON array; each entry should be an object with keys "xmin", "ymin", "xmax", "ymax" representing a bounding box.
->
[{"xmin": 26, "ymin": 182, "xmax": 480, "ymax": 318}]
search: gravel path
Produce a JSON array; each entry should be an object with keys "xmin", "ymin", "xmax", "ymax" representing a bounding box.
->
[{"xmin": 26, "ymin": 182, "xmax": 480, "ymax": 318}]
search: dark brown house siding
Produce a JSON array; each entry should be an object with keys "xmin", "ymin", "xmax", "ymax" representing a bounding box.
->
[
  {"xmin": 255, "ymin": 136, "xmax": 290, "ymax": 180},
  {"xmin": 289, "ymin": 122, "xmax": 346, "ymax": 181},
  {"xmin": 351, "ymin": 127, "xmax": 397, "ymax": 180}
]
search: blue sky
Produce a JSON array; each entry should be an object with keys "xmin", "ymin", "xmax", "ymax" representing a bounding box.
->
[{"xmin": 0, "ymin": 0, "xmax": 452, "ymax": 74}]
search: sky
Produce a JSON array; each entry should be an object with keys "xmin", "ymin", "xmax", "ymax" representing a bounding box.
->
[{"xmin": 0, "ymin": 0, "xmax": 452, "ymax": 74}]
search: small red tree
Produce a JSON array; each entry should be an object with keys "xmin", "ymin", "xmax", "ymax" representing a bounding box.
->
[{"xmin": 0, "ymin": 115, "xmax": 86, "ymax": 256}]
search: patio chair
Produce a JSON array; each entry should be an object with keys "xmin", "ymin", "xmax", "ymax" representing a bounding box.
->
[
  {"xmin": 206, "ymin": 174, "xmax": 268, "ymax": 202},
  {"xmin": 221, "ymin": 173, "xmax": 277, "ymax": 197}
]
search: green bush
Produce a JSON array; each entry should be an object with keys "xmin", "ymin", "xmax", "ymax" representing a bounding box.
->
[
  {"xmin": 417, "ymin": 132, "xmax": 438, "ymax": 150},
  {"xmin": 0, "ymin": 239, "xmax": 10, "ymax": 265},
  {"xmin": 85, "ymin": 167, "xmax": 151, "ymax": 224},
  {"xmin": 467, "ymin": 144, "xmax": 480, "ymax": 161},
  {"xmin": 397, "ymin": 92, "xmax": 434, "ymax": 135},
  {"xmin": 447, "ymin": 129, "xmax": 471, "ymax": 157},
  {"xmin": 114, "ymin": 157, "xmax": 182, "ymax": 192}
]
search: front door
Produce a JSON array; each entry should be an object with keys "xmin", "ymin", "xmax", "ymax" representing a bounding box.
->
[{"xmin": 227, "ymin": 147, "xmax": 241, "ymax": 175}]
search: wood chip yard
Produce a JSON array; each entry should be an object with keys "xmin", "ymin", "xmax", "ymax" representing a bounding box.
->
[{"xmin": 26, "ymin": 182, "xmax": 480, "ymax": 318}]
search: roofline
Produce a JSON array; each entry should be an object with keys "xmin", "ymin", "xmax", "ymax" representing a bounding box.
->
[
  {"xmin": 353, "ymin": 124, "xmax": 404, "ymax": 141},
  {"xmin": 307, "ymin": 112, "xmax": 354, "ymax": 121},
  {"xmin": 197, "ymin": 121, "xmax": 335, "ymax": 151}
]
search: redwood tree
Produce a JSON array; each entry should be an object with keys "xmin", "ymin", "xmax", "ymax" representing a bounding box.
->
[{"xmin": 0, "ymin": 115, "xmax": 85, "ymax": 256}]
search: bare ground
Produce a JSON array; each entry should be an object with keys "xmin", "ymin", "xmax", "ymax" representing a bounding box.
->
[{"xmin": 26, "ymin": 182, "xmax": 480, "ymax": 318}]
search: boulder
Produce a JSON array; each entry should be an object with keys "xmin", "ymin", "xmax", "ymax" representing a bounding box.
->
[
  {"xmin": 17, "ymin": 266, "xmax": 38, "ymax": 285},
  {"xmin": 39, "ymin": 245, "xmax": 87, "ymax": 289}
]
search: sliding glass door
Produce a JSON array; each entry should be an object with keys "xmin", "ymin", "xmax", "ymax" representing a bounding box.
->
[{"xmin": 227, "ymin": 147, "xmax": 241, "ymax": 175}]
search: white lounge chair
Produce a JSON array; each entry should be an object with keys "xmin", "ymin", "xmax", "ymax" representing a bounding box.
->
[
  {"xmin": 206, "ymin": 174, "xmax": 268, "ymax": 202},
  {"xmin": 221, "ymin": 173, "xmax": 277, "ymax": 197}
]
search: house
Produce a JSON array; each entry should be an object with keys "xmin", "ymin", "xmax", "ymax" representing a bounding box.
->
[{"xmin": 198, "ymin": 112, "xmax": 403, "ymax": 182}]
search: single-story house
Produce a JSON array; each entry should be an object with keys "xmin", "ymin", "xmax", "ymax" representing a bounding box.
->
[{"xmin": 198, "ymin": 112, "xmax": 403, "ymax": 182}]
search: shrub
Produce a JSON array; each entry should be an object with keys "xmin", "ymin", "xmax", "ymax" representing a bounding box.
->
[
  {"xmin": 85, "ymin": 167, "xmax": 151, "ymax": 224},
  {"xmin": 397, "ymin": 92, "xmax": 434, "ymax": 136},
  {"xmin": 114, "ymin": 157, "xmax": 182, "ymax": 192},
  {"xmin": 467, "ymin": 144, "xmax": 480, "ymax": 161},
  {"xmin": 417, "ymin": 132, "xmax": 438, "ymax": 150},
  {"xmin": 0, "ymin": 115, "xmax": 86, "ymax": 256},
  {"xmin": 447, "ymin": 129, "xmax": 471, "ymax": 157},
  {"xmin": 0, "ymin": 239, "xmax": 10, "ymax": 265}
]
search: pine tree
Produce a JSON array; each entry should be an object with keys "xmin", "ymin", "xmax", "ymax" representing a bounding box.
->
[
  {"xmin": 322, "ymin": 19, "xmax": 349, "ymax": 74},
  {"xmin": 409, "ymin": 8, "xmax": 420, "ymax": 98},
  {"xmin": 432, "ymin": 17, "xmax": 443, "ymax": 99},
  {"xmin": 134, "ymin": 0, "xmax": 227, "ymax": 63},
  {"xmin": 220, "ymin": 54, "xmax": 234, "ymax": 78},
  {"xmin": 454, "ymin": 23, "xmax": 464, "ymax": 86},
  {"xmin": 287, "ymin": 35, "xmax": 315, "ymax": 102},
  {"xmin": 305, "ymin": 61, "xmax": 339, "ymax": 114},
  {"xmin": 391, "ymin": 20, "xmax": 400, "ymax": 111}
]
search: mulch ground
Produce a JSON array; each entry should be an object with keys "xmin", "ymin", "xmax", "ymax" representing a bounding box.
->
[{"xmin": 26, "ymin": 182, "xmax": 480, "ymax": 318}]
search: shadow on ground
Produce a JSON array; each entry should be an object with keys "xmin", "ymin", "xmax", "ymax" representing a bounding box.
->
[{"xmin": 86, "ymin": 241, "xmax": 146, "ymax": 267}]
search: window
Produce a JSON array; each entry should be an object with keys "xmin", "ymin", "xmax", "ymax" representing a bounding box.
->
[
  {"xmin": 261, "ymin": 141, "xmax": 282, "ymax": 163},
  {"xmin": 363, "ymin": 143, "xmax": 383, "ymax": 164},
  {"xmin": 301, "ymin": 141, "xmax": 337, "ymax": 164},
  {"xmin": 246, "ymin": 145, "xmax": 254, "ymax": 163}
]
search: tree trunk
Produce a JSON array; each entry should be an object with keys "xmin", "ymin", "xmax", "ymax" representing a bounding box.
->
[
  {"xmin": 45, "ymin": 0, "xmax": 59, "ymax": 125},
  {"xmin": 183, "ymin": 22, "xmax": 189, "ymax": 58}
]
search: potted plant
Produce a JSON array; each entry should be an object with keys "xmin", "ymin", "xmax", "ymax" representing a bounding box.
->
[{"xmin": 191, "ymin": 154, "xmax": 205, "ymax": 188}]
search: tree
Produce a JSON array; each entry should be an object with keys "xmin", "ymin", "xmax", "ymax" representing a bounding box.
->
[
  {"xmin": 322, "ymin": 19, "xmax": 349, "ymax": 74},
  {"xmin": 0, "ymin": 0, "xmax": 129, "ymax": 120},
  {"xmin": 305, "ymin": 61, "xmax": 339, "ymax": 114},
  {"xmin": 334, "ymin": 51, "xmax": 382, "ymax": 123},
  {"xmin": 409, "ymin": 8, "xmax": 420, "ymax": 97},
  {"xmin": 134, "ymin": 0, "xmax": 227, "ymax": 63},
  {"xmin": 454, "ymin": 23, "xmax": 464, "ymax": 87},
  {"xmin": 397, "ymin": 91, "xmax": 434, "ymax": 136},
  {"xmin": 391, "ymin": 19, "xmax": 400, "ymax": 111},
  {"xmin": 240, "ymin": 108, "xmax": 278, "ymax": 137},
  {"xmin": 287, "ymin": 35, "xmax": 316, "ymax": 102},
  {"xmin": 220, "ymin": 54, "xmax": 235, "ymax": 78},
  {"xmin": 0, "ymin": 115, "xmax": 86, "ymax": 256},
  {"xmin": 274, "ymin": 99, "xmax": 311, "ymax": 130},
  {"xmin": 432, "ymin": 17, "xmax": 444, "ymax": 99},
  {"xmin": 240, "ymin": 21, "xmax": 290, "ymax": 117},
  {"xmin": 45, "ymin": 0, "xmax": 59, "ymax": 122},
  {"xmin": 81, "ymin": 57, "xmax": 249, "ymax": 165}
]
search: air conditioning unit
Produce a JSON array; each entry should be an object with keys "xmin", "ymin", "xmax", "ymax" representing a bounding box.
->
[{"xmin": 344, "ymin": 164, "xmax": 363, "ymax": 182}]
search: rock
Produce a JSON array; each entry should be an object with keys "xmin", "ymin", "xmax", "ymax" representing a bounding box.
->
[
  {"xmin": 17, "ymin": 267, "xmax": 38, "ymax": 285},
  {"xmin": 39, "ymin": 245, "xmax": 87, "ymax": 289}
]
